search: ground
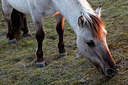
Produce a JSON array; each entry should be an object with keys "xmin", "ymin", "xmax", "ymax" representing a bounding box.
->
[{"xmin": 0, "ymin": 0, "xmax": 128, "ymax": 85}]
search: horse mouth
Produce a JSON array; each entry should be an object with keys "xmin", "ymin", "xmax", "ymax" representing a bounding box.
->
[{"xmin": 103, "ymin": 68, "xmax": 118, "ymax": 78}]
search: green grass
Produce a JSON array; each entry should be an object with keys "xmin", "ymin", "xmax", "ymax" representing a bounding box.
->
[{"xmin": 0, "ymin": 0, "xmax": 128, "ymax": 85}]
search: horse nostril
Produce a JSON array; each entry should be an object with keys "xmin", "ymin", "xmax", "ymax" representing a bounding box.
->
[
  {"xmin": 107, "ymin": 68, "xmax": 114, "ymax": 74},
  {"xmin": 106, "ymin": 68, "xmax": 117, "ymax": 77}
]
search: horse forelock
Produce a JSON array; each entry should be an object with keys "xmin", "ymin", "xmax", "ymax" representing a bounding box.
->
[{"xmin": 84, "ymin": 13, "xmax": 105, "ymax": 40}]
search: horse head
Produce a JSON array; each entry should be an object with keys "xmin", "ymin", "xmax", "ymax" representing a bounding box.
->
[{"xmin": 77, "ymin": 6, "xmax": 117, "ymax": 77}]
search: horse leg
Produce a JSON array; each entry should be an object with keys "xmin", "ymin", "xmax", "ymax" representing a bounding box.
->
[
  {"xmin": 12, "ymin": 9, "xmax": 31, "ymax": 38},
  {"xmin": 11, "ymin": 9, "xmax": 24, "ymax": 41},
  {"xmin": 35, "ymin": 20, "xmax": 45, "ymax": 68},
  {"xmin": 21, "ymin": 14, "xmax": 32, "ymax": 37},
  {"xmin": 30, "ymin": 11, "xmax": 45, "ymax": 68},
  {"xmin": 1, "ymin": 3, "xmax": 16, "ymax": 44},
  {"xmin": 55, "ymin": 13, "xmax": 67, "ymax": 58}
]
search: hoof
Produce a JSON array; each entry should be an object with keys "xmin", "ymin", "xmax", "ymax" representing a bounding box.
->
[
  {"xmin": 36, "ymin": 61, "xmax": 46, "ymax": 68},
  {"xmin": 58, "ymin": 53, "xmax": 67, "ymax": 58},
  {"xmin": 23, "ymin": 32, "xmax": 32, "ymax": 37},
  {"xmin": 9, "ymin": 39, "xmax": 17, "ymax": 44}
]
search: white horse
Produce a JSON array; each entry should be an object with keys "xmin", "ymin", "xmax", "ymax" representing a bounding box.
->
[{"xmin": 1, "ymin": 0, "xmax": 117, "ymax": 77}]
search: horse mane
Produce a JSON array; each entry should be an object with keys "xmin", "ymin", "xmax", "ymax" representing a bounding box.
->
[
  {"xmin": 81, "ymin": 11, "xmax": 105, "ymax": 40},
  {"xmin": 86, "ymin": 14, "xmax": 105, "ymax": 40},
  {"xmin": 75, "ymin": 0, "xmax": 105, "ymax": 39}
]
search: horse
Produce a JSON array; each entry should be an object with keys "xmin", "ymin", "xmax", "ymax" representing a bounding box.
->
[{"xmin": 1, "ymin": 0, "xmax": 118, "ymax": 77}]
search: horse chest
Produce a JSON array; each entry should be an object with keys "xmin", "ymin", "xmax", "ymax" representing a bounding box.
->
[{"xmin": 7, "ymin": 0, "xmax": 30, "ymax": 14}]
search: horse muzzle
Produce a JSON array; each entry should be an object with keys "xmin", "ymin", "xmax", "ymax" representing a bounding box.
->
[{"xmin": 104, "ymin": 67, "xmax": 118, "ymax": 78}]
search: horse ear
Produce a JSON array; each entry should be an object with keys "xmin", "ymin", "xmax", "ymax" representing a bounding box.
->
[
  {"xmin": 95, "ymin": 5, "xmax": 102, "ymax": 17},
  {"xmin": 78, "ymin": 15, "xmax": 86, "ymax": 27}
]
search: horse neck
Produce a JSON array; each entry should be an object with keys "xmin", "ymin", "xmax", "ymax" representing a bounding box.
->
[{"xmin": 53, "ymin": 0, "xmax": 94, "ymax": 35}]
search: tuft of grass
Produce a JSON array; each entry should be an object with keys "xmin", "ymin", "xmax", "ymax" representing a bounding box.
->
[{"xmin": 0, "ymin": 0, "xmax": 128, "ymax": 84}]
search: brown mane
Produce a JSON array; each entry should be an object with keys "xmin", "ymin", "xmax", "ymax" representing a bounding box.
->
[{"xmin": 87, "ymin": 14, "xmax": 105, "ymax": 40}]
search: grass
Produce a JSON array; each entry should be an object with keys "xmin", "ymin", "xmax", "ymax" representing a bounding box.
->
[{"xmin": 0, "ymin": 0, "xmax": 128, "ymax": 85}]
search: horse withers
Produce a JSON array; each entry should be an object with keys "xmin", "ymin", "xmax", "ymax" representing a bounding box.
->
[{"xmin": 1, "ymin": 0, "xmax": 117, "ymax": 77}]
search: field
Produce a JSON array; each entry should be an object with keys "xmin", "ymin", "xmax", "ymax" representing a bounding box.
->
[{"xmin": 0, "ymin": 0, "xmax": 128, "ymax": 85}]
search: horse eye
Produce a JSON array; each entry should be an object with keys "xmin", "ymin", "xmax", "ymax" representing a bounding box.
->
[{"xmin": 86, "ymin": 40, "xmax": 95, "ymax": 47}]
